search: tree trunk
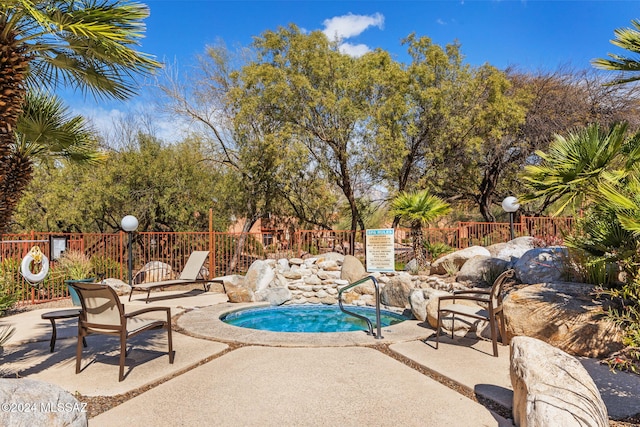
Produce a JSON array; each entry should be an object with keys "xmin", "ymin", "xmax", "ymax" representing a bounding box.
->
[
  {"xmin": 0, "ymin": 25, "xmax": 29, "ymax": 226},
  {"xmin": 226, "ymin": 213, "xmax": 259, "ymax": 274},
  {"xmin": 0, "ymin": 154, "xmax": 32, "ymax": 234},
  {"xmin": 478, "ymin": 156, "xmax": 503, "ymax": 222},
  {"xmin": 411, "ymin": 224, "xmax": 427, "ymax": 270}
]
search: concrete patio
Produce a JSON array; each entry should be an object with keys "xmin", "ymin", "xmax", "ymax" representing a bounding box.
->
[{"xmin": 0, "ymin": 289, "xmax": 638, "ymax": 426}]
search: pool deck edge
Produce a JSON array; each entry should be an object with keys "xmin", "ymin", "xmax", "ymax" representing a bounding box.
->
[{"xmin": 176, "ymin": 302, "xmax": 433, "ymax": 347}]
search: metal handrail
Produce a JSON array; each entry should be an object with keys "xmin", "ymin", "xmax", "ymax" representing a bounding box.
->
[{"xmin": 337, "ymin": 275, "xmax": 383, "ymax": 339}]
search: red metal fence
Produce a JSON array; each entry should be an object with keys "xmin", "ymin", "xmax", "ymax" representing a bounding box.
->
[{"xmin": 0, "ymin": 216, "xmax": 573, "ymax": 305}]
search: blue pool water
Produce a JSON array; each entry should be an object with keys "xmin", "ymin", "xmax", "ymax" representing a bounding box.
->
[{"xmin": 221, "ymin": 305, "xmax": 408, "ymax": 333}]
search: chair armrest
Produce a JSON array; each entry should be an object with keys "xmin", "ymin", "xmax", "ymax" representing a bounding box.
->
[
  {"xmin": 453, "ymin": 289, "xmax": 490, "ymax": 295},
  {"xmin": 125, "ymin": 306, "xmax": 172, "ymax": 319},
  {"xmin": 438, "ymin": 294, "xmax": 491, "ymax": 304}
]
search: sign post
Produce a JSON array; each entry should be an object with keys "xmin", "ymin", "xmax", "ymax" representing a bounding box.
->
[{"xmin": 365, "ymin": 229, "xmax": 395, "ymax": 272}]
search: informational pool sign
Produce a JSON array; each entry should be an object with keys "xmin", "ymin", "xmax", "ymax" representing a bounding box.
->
[{"xmin": 365, "ymin": 229, "xmax": 395, "ymax": 272}]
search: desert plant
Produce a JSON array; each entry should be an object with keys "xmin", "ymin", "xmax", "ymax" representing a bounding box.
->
[
  {"xmin": 425, "ymin": 241, "xmax": 453, "ymax": 260},
  {"xmin": 390, "ymin": 190, "xmax": 451, "ymax": 270},
  {"xmin": 0, "ymin": 325, "xmax": 15, "ymax": 350},
  {"xmin": 441, "ymin": 259, "xmax": 460, "ymax": 277},
  {"xmin": 90, "ymin": 255, "xmax": 120, "ymax": 280},
  {"xmin": 0, "ymin": 259, "xmax": 20, "ymax": 314},
  {"xmin": 55, "ymin": 250, "xmax": 94, "ymax": 280},
  {"xmin": 481, "ymin": 265, "xmax": 507, "ymax": 287}
]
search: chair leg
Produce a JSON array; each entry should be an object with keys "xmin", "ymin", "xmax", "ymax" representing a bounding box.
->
[
  {"xmin": 75, "ymin": 329, "xmax": 84, "ymax": 374},
  {"xmin": 451, "ymin": 314, "xmax": 455, "ymax": 339},
  {"xmin": 497, "ymin": 311, "xmax": 506, "ymax": 344},
  {"xmin": 119, "ymin": 333, "xmax": 127, "ymax": 382},
  {"xmin": 167, "ymin": 322, "xmax": 174, "ymax": 364},
  {"xmin": 435, "ymin": 310, "xmax": 441, "ymax": 349},
  {"xmin": 489, "ymin": 315, "xmax": 498, "ymax": 357}
]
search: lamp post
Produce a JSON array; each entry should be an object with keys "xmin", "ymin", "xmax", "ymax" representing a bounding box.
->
[
  {"xmin": 501, "ymin": 197, "xmax": 520, "ymax": 241},
  {"xmin": 121, "ymin": 215, "xmax": 139, "ymax": 288}
]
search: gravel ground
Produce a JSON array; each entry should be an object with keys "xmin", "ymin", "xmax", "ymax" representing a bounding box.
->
[{"xmin": 9, "ymin": 298, "xmax": 640, "ymax": 425}]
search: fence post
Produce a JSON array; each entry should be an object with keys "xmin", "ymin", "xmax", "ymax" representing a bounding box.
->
[
  {"xmin": 209, "ymin": 208, "xmax": 214, "ymax": 278},
  {"xmin": 119, "ymin": 231, "xmax": 124, "ymax": 282}
]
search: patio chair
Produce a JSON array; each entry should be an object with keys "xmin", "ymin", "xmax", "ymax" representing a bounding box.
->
[
  {"xmin": 435, "ymin": 269, "xmax": 516, "ymax": 357},
  {"xmin": 129, "ymin": 251, "xmax": 210, "ymax": 303},
  {"xmin": 69, "ymin": 282, "xmax": 174, "ymax": 382}
]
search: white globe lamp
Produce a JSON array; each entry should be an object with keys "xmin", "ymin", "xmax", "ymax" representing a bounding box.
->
[
  {"xmin": 501, "ymin": 197, "xmax": 520, "ymax": 240},
  {"xmin": 121, "ymin": 215, "xmax": 139, "ymax": 288}
]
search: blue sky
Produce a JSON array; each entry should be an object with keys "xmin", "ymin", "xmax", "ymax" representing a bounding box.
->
[{"xmin": 68, "ymin": 0, "xmax": 640, "ymax": 140}]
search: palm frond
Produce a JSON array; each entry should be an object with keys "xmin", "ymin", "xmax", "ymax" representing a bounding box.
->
[{"xmin": 15, "ymin": 91, "xmax": 105, "ymax": 164}]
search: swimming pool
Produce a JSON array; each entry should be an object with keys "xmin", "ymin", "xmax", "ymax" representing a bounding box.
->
[{"xmin": 221, "ymin": 305, "xmax": 408, "ymax": 333}]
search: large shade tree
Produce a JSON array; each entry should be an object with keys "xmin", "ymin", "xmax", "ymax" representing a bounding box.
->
[
  {"xmin": 241, "ymin": 25, "xmax": 381, "ymax": 233},
  {"xmin": 0, "ymin": 0, "xmax": 160, "ymax": 231}
]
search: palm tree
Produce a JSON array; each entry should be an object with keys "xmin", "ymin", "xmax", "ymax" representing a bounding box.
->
[
  {"xmin": 390, "ymin": 190, "xmax": 451, "ymax": 269},
  {"xmin": 0, "ymin": 0, "xmax": 159, "ymax": 230},
  {"xmin": 592, "ymin": 18, "xmax": 640, "ymax": 85},
  {"xmin": 0, "ymin": 91, "xmax": 105, "ymax": 231},
  {"xmin": 520, "ymin": 123, "xmax": 638, "ymax": 215}
]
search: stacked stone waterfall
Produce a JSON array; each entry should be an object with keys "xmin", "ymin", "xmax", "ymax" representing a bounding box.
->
[{"xmin": 222, "ymin": 252, "xmax": 460, "ymax": 311}]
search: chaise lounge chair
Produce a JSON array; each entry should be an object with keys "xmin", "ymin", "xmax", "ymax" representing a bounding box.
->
[
  {"xmin": 128, "ymin": 250, "xmax": 210, "ymax": 303},
  {"xmin": 69, "ymin": 281, "xmax": 174, "ymax": 382}
]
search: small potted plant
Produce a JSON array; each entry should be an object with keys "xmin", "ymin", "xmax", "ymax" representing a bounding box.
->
[{"xmin": 55, "ymin": 250, "xmax": 95, "ymax": 306}]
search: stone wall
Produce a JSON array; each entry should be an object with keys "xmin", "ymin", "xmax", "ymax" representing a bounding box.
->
[{"xmin": 223, "ymin": 253, "xmax": 464, "ymax": 315}]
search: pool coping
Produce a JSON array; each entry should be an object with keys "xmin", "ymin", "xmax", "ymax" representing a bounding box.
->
[{"xmin": 176, "ymin": 302, "xmax": 434, "ymax": 347}]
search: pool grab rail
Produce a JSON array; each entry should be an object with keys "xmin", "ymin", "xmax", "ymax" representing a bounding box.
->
[{"xmin": 337, "ymin": 275, "xmax": 383, "ymax": 339}]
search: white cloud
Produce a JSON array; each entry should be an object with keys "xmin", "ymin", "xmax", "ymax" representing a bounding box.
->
[
  {"xmin": 321, "ymin": 13, "xmax": 384, "ymax": 58},
  {"xmin": 437, "ymin": 18, "xmax": 446, "ymax": 25},
  {"xmin": 322, "ymin": 12, "xmax": 384, "ymax": 40},
  {"xmin": 338, "ymin": 42, "xmax": 373, "ymax": 57}
]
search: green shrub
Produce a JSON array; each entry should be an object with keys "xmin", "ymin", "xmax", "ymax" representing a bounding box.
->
[
  {"xmin": 0, "ymin": 325, "xmax": 15, "ymax": 349},
  {"xmin": 0, "ymin": 259, "xmax": 19, "ymax": 316},
  {"xmin": 55, "ymin": 250, "xmax": 94, "ymax": 280},
  {"xmin": 441, "ymin": 259, "xmax": 460, "ymax": 277},
  {"xmin": 481, "ymin": 264, "xmax": 507, "ymax": 286},
  {"xmin": 90, "ymin": 255, "xmax": 120, "ymax": 280},
  {"xmin": 425, "ymin": 241, "xmax": 453, "ymax": 260},
  {"xmin": 567, "ymin": 250, "xmax": 618, "ymax": 287}
]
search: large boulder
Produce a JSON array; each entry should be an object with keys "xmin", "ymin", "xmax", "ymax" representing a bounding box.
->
[
  {"xmin": 410, "ymin": 288, "xmax": 448, "ymax": 322},
  {"xmin": 513, "ymin": 247, "xmax": 568, "ymax": 284},
  {"xmin": 510, "ymin": 336, "xmax": 608, "ymax": 427},
  {"xmin": 340, "ymin": 255, "xmax": 367, "ymax": 283},
  {"xmin": 430, "ymin": 246, "xmax": 491, "ymax": 275},
  {"xmin": 225, "ymin": 284, "xmax": 255, "ymax": 303},
  {"xmin": 316, "ymin": 252, "xmax": 345, "ymax": 263},
  {"xmin": 256, "ymin": 287, "xmax": 292, "ymax": 306},
  {"xmin": 244, "ymin": 260, "xmax": 275, "ymax": 292},
  {"xmin": 134, "ymin": 261, "xmax": 173, "ymax": 283},
  {"xmin": 487, "ymin": 237, "xmax": 536, "ymax": 261},
  {"xmin": 456, "ymin": 256, "xmax": 510, "ymax": 285},
  {"xmin": 0, "ymin": 378, "xmax": 88, "ymax": 426},
  {"xmin": 380, "ymin": 276, "xmax": 413, "ymax": 308},
  {"xmin": 503, "ymin": 282, "xmax": 623, "ymax": 357},
  {"xmin": 101, "ymin": 278, "xmax": 131, "ymax": 296},
  {"xmin": 220, "ymin": 274, "xmax": 245, "ymax": 288}
]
